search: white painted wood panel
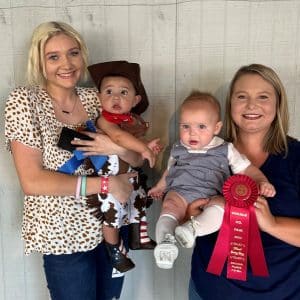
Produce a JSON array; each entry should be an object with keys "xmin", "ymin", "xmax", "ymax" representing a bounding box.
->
[{"xmin": 1, "ymin": 1, "xmax": 300, "ymax": 299}]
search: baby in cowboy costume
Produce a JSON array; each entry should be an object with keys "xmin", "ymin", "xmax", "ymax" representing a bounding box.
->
[
  {"xmin": 148, "ymin": 91, "xmax": 276, "ymax": 269},
  {"xmin": 87, "ymin": 61, "xmax": 161, "ymax": 272}
]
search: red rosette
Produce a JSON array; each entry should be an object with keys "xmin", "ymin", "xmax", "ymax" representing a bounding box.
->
[
  {"xmin": 223, "ymin": 174, "xmax": 258, "ymax": 208},
  {"xmin": 207, "ymin": 174, "xmax": 269, "ymax": 281}
]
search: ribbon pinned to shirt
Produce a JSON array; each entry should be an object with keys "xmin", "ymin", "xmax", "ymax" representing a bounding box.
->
[
  {"xmin": 206, "ymin": 174, "xmax": 269, "ymax": 281},
  {"xmin": 58, "ymin": 120, "xmax": 108, "ymax": 174}
]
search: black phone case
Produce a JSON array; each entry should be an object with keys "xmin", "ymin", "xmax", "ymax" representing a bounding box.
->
[{"xmin": 57, "ymin": 127, "xmax": 93, "ymax": 152}]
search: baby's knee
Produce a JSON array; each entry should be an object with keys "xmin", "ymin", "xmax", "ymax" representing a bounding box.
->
[{"xmin": 161, "ymin": 192, "xmax": 187, "ymax": 221}]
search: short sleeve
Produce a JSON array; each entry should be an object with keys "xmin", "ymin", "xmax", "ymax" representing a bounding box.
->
[
  {"xmin": 5, "ymin": 87, "xmax": 42, "ymax": 152},
  {"xmin": 228, "ymin": 143, "xmax": 251, "ymax": 174}
]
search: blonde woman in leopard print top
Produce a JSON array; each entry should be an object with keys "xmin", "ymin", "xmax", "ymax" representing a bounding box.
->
[{"xmin": 5, "ymin": 21, "xmax": 143, "ymax": 300}]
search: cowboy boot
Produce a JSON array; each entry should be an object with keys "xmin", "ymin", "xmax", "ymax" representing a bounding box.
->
[
  {"xmin": 129, "ymin": 221, "xmax": 156, "ymax": 250},
  {"xmin": 105, "ymin": 240, "xmax": 135, "ymax": 273}
]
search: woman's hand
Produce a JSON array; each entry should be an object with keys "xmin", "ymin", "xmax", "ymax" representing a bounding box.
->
[
  {"xmin": 254, "ymin": 196, "xmax": 276, "ymax": 232},
  {"xmin": 254, "ymin": 196, "xmax": 300, "ymax": 247},
  {"xmin": 109, "ymin": 172, "xmax": 138, "ymax": 204},
  {"xmin": 71, "ymin": 131, "xmax": 122, "ymax": 156},
  {"xmin": 184, "ymin": 197, "xmax": 210, "ymax": 222}
]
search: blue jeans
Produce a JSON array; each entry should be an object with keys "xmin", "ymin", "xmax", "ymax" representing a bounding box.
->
[
  {"xmin": 43, "ymin": 227, "xmax": 128, "ymax": 300},
  {"xmin": 189, "ymin": 278, "xmax": 203, "ymax": 300}
]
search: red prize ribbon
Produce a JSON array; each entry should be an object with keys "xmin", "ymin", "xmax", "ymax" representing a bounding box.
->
[{"xmin": 206, "ymin": 174, "xmax": 269, "ymax": 281}]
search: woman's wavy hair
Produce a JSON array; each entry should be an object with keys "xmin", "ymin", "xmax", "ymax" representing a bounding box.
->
[
  {"xmin": 26, "ymin": 21, "xmax": 89, "ymax": 86},
  {"xmin": 224, "ymin": 63, "xmax": 289, "ymax": 155}
]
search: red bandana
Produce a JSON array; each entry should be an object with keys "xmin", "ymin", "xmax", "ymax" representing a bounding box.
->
[{"xmin": 102, "ymin": 110, "xmax": 133, "ymax": 124}]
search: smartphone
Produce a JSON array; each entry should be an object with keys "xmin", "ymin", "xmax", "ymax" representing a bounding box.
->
[{"xmin": 57, "ymin": 127, "xmax": 93, "ymax": 152}]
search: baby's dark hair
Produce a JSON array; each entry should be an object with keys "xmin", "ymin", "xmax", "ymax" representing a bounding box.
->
[{"xmin": 181, "ymin": 90, "xmax": 221, "ymax": 121}]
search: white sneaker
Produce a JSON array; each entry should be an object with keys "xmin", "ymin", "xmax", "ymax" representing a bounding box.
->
[
  {"xmin": 175, "ymin": 217, "xmax": 199, "ymax": 248},
  {"xmin": 154, "ymin": 234, "xmax": 178, "ymax": 269}
]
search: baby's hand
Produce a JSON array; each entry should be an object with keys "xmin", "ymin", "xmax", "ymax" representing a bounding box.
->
[
  {"xmin": 148, "ymin": 185, "xmax": 164, "ymax": 200},
  {"xmin": 259, "ymin": 181, "xmax": 276, "ymax": 198},
  {"xmin": 147, "ymin": 138, "xmax": 163, "ymax": 155},
  {"xmin": 142, "ymin": 148, "xmax": 156, "ymax": 168}
]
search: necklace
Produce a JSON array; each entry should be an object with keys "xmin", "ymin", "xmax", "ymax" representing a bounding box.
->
[{"xmin": 51, "ymin": 94, "xmax": 79, "ymax": 115}]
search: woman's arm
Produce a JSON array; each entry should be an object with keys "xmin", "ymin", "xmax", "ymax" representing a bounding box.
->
[
  {"xmin": 255, "ymin": 196, "xmax": 300, "ymax": 247},
  {"xmin": 11, "ymin": 140, "xmax": 137, "ymax": 202}
]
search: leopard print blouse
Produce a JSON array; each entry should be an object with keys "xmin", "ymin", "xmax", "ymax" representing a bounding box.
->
[{"xmin": 5, "ymin": 86, "xmax": 104, "ymax": 255}]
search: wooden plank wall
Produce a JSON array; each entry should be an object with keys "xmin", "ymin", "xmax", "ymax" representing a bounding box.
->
[{"xmin": 0, "ymin": 1, "xmax": 300, "ymax": 299}]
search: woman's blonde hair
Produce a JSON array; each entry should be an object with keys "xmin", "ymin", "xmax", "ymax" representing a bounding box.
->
[
  {"xmin": 224, "ymin": 63, "xmax": 289, "ymax": 155},
  {"xmin": 26, "ymin": 21, "xmax": 89, "ymax": 86}
]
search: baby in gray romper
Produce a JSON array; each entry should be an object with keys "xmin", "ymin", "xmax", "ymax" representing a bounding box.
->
[{"xmin": 148, "ymin": 91, "xmax": 276, "ymax": 269}]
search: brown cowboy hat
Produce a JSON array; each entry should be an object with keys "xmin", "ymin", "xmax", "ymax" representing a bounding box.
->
[{"xmin": 88, "ymin": 60, "xmax": 149, "ymax": 115}]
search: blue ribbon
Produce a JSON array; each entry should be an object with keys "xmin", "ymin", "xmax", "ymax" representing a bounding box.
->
[{"xmin": 58, "ymin": 120, "xmax": 108, "ymax": 174}]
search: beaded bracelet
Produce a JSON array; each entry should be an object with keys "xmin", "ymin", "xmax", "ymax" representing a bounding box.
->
[
  {"xmin": 100, "ymin": 176, "xmax": 109, "ymax": 194},
  {"xmin": 81, "ymin": 175, "xmax": 87, "ymax": 197},
  {"xmin": 75, "ymin": 176, "xmax": 82, "ymax": 200}
]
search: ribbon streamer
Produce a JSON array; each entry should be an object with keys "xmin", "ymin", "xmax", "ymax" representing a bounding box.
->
[{"xmin": 206, "ymin": 174, "xmax": 269, "ymax": 281}]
